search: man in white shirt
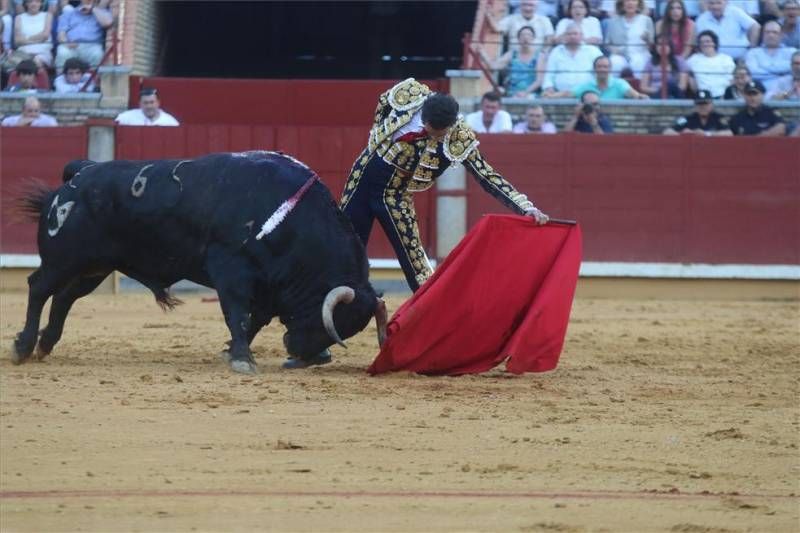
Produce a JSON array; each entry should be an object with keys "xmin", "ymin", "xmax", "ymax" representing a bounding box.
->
[
  {"xmin": 696, "ymin": 0, "xmax": 760, "ymax": 60},
  {"xmin": 512, "ymin": 105, "xmax": 557, "ymax": 133},
  {"xmin": 745, "ymin": 21, "xmax": 797, "ymax": 94},
  {"xmin": 542, "ymin": 24, "xmax": 603, "ymax": 95},
  {"xmin": 1, "ymin": 96, "xmax": 58, "ymax": 127},
  {"xmin": 115, "ymin": 88, "xmax": 180, "ymax": 126},
  {"xmin": 465, "ymin": 91, "xmax": 513, "ymax": 133},
  {"xmin": 489, "ymin": 0, "xmax": 554, "ymax": 48}
]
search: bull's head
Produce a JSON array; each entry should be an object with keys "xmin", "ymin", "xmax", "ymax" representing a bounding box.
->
[{"xmin": 282, "ymin": 285, "xmax": 387, "ymax": 359}]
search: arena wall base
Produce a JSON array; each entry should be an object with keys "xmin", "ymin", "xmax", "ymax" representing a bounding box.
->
[
  {"xmin": 575, "ymin": 277, "xmax": 799, "ymax": 301},
  {"xmin": 0, "ymin": 268, "xmax": 116, "ymax": 294}
]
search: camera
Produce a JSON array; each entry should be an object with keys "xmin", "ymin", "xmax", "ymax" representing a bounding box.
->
[{"xmin": 582, "ymin": 103, "xmax": 595, "ymax": 114}]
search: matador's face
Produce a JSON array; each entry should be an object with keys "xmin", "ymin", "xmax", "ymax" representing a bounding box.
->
[{"xmin": 423, "ymin": 123, "xmax": 449, "ymax": 141}]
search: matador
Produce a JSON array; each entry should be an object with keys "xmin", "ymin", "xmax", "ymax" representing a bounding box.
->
[{"xmin": 340, "ymin": 78, "xmax": 549, "ymax": 292}]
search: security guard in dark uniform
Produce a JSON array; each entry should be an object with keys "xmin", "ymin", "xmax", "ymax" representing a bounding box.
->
[
  {"xmin": 664, "ymin": 90, "xmax": 731, "ymax": 136},
  {"xmin": 729, "ymin": 81, "xmax": 787, "ymax": 136},
  {"xmin": 340, "ymin": 78, "xmax": 548, "ymax": 292}
]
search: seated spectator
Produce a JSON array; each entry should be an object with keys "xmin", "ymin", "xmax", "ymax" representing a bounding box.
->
[
  {"xmin": 724, "ymin": 65, "xmax": 752, "ymax": 99},
  {"xmin": 555, "ymin": 0, "xmax": 602, "ymax": 46},
  {"xmin": 572, "ymin": 55, "xmax": 649, "ymax": 98},
  {"xmin": 115, "ymin": 87, "xmax": 180, "ymax": 126},
  {"xmin": 655, "ymin": 0, "xmax": 695, "ymax": 59},
  {"xmin": 600, "ymin": 0, "xmax": 655, "ymax": 17},
  {"xmin": 695, "ymin": 0, "xmax": 759, "ymax": 61},
  {"xmin": 513, "ymin": 105, "xmax": 557, "ymax": 133},
  {"xmin": 53, "ymin": 56, "xmax": 93, "ymax": 92},
  {"xmin": 663, "ymin": 90, "xmax": 732, "ymax": 135},
  {"xmin": 4, "ymin": 58, "xmax": 38, "ymax": 91},
  {"xmin": 563, "ymin": 90, "xmax": 614, "ymax": 133},
  {"xmin": 781, "ymin": 0, "xmax": 800, "ymax": 49},
  {"xmin": 465, "ymin": 91, "xmax": 513, "ymax": 133},
  {"xmin": 12, "ymin": 0, "xmax": 53, "ymax": 68},
  {"xmin": 745, "ymin": 21, "xmax": 797, "ymax": 95},
  {"xmin": 474, "ymin": 26, "xmax": 547, "ymax": 97},
  {"xmin": 1, "ymin": 95, "xmax": 57, "ymax": 125},
  {"xmin": 541, "ymin": 24, "xmax": 603, "ymax": 95},
  {"xmin": 55, "ymin": 0, "xmax": 112, "ymax": 71},
  {"xmin": 768, "ymin": 49, "xmax": 800, "ymax": 99},
  {"xmin": 729, "ymin": 80, "xmax": 786, "ymax": 135},
  {"xmin": 688, "ymin": 30, "xmax": 736, "ymax": 98},
  {"xmin": 488, "ymin": 0, "xmax": 554, "ymax": 48},
  {"xmin": 640, "ymin": 35, "xmax": 690, "ymax": 98},
  {"xmin": 605, "ymin": 0, "xmax": 654, "ymax": 76}
]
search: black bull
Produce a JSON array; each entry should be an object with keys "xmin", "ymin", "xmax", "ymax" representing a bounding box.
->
[{"xmin": 13, "ymin": 151, "xmax": 387, "ymax": 374}]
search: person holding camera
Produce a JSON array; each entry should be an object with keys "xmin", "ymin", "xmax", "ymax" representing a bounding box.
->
[
  {"xmin": 54, "ymin": 0, "xmax": 112, "ymax": 71},
  {"xmin": 563, "ymin": 90, "xmax": 614, "ymax": 133}
]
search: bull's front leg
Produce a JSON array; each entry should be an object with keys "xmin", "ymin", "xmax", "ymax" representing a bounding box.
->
[{"xmin": 206, "ymin": 248, "xmax": 259, "ymax": 374}]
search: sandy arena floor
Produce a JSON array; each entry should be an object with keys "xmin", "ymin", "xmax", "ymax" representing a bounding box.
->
[{"xmin": 0, "ymin": 291, "xmax": 798, "ymax": 532}]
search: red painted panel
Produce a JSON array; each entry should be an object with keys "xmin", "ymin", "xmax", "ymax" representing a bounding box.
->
[
  {"xmin": 0, "ymin": 127, "xmax": 88, "ymax": 254},
  {"xmin": 128, "ymin": 77, "xmax": 448, "ymax": 127},
  {"xmin": 470, "ymin": 135, "xmax": 800, "ymax": 265}
]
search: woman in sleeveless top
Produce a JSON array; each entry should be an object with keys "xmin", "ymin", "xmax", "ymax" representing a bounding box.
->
[
  {"xmin": 14, "ymin": 0, "xmax": 53, "ymax": 67},
  {"xmin": 639, "ymin": 35, "xmax": 689, "ymax": 98},
  {"xmin": 655, "ymin": 0, "xmax": 695, "ymax": 59},
  {"xmin": 474, "ymin": 26, "xmax": 548, "ymax": 97}
]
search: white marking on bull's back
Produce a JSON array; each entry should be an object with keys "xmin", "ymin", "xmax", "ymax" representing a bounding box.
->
[
  {"xmin": 131, "ymin": 164, "xmax": 154, "ymax": 197},
  {"xmin": 47, "ymin": 195, "xmax": 76, "ymax": 237},
  {"xmin": 171, "ymin": 160, "xmax": 191, "ymax": 191}
]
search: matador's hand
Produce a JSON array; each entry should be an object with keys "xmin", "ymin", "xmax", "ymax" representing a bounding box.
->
[{"xmin": 525, "ymin": 206, "xmax": 549, "ymax": 225}]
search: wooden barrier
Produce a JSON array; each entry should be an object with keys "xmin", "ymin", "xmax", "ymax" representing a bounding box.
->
[{"xmin": 2, "ymin": 126, "xmax": 797, "ymax": 269}]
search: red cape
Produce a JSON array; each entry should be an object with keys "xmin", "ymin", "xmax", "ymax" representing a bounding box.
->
[{"xmin": 368, "ymin": 215, "xmax": 582, "ymax": 376}]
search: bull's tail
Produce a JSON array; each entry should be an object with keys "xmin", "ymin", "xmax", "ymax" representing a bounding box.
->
[{"xmin": 16, "ymin": 179, "xmax": 55, "ymax": 223}]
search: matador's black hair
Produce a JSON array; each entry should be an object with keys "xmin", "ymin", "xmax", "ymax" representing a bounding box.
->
[{"xmin": 421, "ymin": 93, "xmax": 459, "ymax": 130}]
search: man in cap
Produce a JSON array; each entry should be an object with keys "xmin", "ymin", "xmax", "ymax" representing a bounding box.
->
[
  {"xmin": 662, "ymin": 90, "xmax": 732, "ymax": 135},
  {"xmin": 729, "ymin": 80, "xmax": 786, "ymax": 135}
]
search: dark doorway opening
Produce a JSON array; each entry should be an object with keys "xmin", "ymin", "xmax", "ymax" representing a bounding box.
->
[{"xmin": 158, "ymin": 1, "xmax": 476, "ymax": 79}]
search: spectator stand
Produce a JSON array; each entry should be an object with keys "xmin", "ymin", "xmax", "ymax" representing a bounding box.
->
[{"xmin": 483, "ymin": 95, "xmax": 800, "ymax": 133}]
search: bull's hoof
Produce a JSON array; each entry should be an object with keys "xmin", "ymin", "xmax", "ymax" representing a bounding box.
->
[
  {"xmin": 230, "ymin": 359, "xmax": 258, "ymax": 375},
  {"xmin": 34, "ymin": 344, "xmax": 51, "ymax": 361},
  {"xmin": 11, "ymin": 339, "xmax": 34, "ymax": 365},
  {"xmin": 282, "ymin": 349, "xmax": 332, "ymax": 370}
]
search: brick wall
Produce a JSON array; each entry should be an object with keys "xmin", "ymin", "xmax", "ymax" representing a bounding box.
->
[{"xmin": 119, "ymin": 0, "xmax": 160, "ymax": 76}]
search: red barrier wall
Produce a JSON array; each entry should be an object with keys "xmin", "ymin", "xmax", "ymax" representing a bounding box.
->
[
  {"xmin": 2, "ymin": 127, "xmax": 797, "ymax": 267},
  {"xmin": 470, "ymin": 134, "xmax": 800, "ymax": 265},
  {"xmin": 128, "ymin": 77, "xmax": 449, "ymax": 126},
  {"xmin": 0, "ymin": 127, "xmax": 88, "ymax": 255}
]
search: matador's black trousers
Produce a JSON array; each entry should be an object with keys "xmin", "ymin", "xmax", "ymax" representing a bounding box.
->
[{"xmin": 340, "ymin": 149, "xmax": 432, "ymax": 292}]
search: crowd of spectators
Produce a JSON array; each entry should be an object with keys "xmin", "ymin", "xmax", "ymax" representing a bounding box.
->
[
  {"xmin": 468, "ymin": 84, "xmax": 795, "ymax": 135},
  {"xmin": 476, "ymin": 0, "xmax": 798, "ymax": 105},
  {"xmin": 0, "ymin": 0, "xmax": 112, "ymax": 93}
]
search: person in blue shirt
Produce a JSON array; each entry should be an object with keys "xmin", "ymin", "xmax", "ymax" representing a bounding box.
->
[
  {"xmin": 54, "ymin": 0, "xmax": 112, "ymax": 71},
  {"xmin": 572, "ymin": 55, "xmax": 649, "ymax": 99}
]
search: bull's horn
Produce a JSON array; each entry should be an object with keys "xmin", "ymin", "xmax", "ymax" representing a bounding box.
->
[
  {"xmin": 375, "ymin": 298, "xmax": 388, "ymax": 347},
  {"xmin": 322, "ymin": 286, "xmax": 355, "ymax": 348}
]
